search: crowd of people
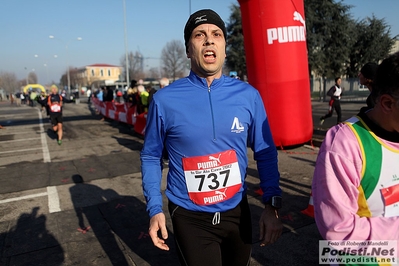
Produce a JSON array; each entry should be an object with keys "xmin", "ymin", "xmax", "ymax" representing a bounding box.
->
[
  {"xmin": 2, "ymin": 86, "xmax": 74, "ymax": 145},
  {"xmin": 8, "ymin": 90, "xmax": 38, "ymax": 107},
  {"xmin": 91, "ymin": 78, "xmax": 169, "ymax": 118}
]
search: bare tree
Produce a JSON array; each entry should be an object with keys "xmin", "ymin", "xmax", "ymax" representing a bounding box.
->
[
  {"xmin": 60, "ymin": 71, "xmax": 67, "ymax": 88},
  {"xmin": 160, "ymin": 40, "xmax": 187, "ymax": 80},
  {"xmin": 27, "ymin": 71, "xmax": 38, "ymax": 84},
  {"xmin": 0, "ymin": 71, "xmax": 19, "ymax": 93},
  {"xmin": 147, "ymin": 67, "xmax": 160, "ymax": 80},
  {"xmin": 120, "ymin": 51, "xmax": 145, "ymax": 82}
]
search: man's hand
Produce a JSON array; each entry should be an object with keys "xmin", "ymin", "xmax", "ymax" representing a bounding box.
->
[
  {"xmin": 259, "ymin": 205, "xmax": 283, "ymax": 246},
  {"xmin": 149, "ymin": 212, "xmax": 169, "ymax": 251}
]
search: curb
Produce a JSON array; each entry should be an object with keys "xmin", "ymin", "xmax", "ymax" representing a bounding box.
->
[{"xmin": 311, "ymin": 137, "xmax": 324, "ymax": 148}]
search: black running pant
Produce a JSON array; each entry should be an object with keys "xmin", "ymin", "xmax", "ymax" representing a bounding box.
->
[
  {"xmin": 168, "ymin": 197, "xmax": 252, "ymax": 266},
  {"xmin": 322, "ymin": 99, "xmax": 342, "ymax": 124}
]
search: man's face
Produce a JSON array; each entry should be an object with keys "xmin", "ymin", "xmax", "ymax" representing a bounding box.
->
[
  {"xmin": 186, "ymin": 23, "xmax": 226, "ymax": 79},
  {"xmin": 51, "ymin": 87, "xmax": 57, "ymax": 94}
]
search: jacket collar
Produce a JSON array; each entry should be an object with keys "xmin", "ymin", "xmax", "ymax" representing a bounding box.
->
[{"xmin": 187, "ymin": 70, "xmax": 225, "ymax": 90}]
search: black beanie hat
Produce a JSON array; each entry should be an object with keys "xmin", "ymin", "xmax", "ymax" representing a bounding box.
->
[
  {"xmin": 184, "ymin": 9, "xmax": 227, "ymax": 48},
  {"xmin": 360, "ymin": 62, "xmax": 378, "ymax": 80}
]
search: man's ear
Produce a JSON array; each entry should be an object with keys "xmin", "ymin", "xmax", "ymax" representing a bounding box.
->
[{"xmin": 379, "ymin": 94, "xmax": 396, "ymax": 114}]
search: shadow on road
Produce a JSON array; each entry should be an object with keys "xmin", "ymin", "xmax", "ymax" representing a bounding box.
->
[
  {"xmin": 112, "ymin": 136, "xmax": 143, "ymax": 151},
  {"xmin": 68, "ymin": 174, "xmax": 178, "ymax": 265},
  {"xmin": 249, "ymin": 199, "xmax": 321, "ymax": 266},
  {"xmin": 0, "ymin": 207, "xmax": 65, "ymax": 266},
  {"xmin": 46, "ymin": 128, "xmax": 58, "ymax": 140}
]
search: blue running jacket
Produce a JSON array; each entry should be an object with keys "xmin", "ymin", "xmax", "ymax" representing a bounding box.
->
[{"xmin": 141, "ymin": 71, "xmax": 281, "ymax": 218}]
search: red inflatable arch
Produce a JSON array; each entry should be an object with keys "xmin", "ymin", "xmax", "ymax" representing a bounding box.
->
[{"xmin": 238, "ymin": 0, "xmax": 313, "ymax": 147}]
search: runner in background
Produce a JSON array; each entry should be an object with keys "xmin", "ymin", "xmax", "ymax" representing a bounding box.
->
[
  {"xmin": 320, "ymin": 77, "xmax": 343, "ymax": 125},
  {"xmin": 37, "ymin": 85, "xmax": 74, "ymax": 145}
]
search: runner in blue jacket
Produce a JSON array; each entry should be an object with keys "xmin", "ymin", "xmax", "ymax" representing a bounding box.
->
[{"xmin": 141, "ymin": 9, "xmax": 282, "ymax": 266}]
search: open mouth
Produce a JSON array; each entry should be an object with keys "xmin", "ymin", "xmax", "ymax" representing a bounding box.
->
[{"xmin": 204, "ymin": 50, "xmax": 216, "ymax": 62}]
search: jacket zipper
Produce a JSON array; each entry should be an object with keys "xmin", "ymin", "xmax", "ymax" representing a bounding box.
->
[{"xmin": 208, "ymin": 86, "xmax": 216, "ymax": 140}]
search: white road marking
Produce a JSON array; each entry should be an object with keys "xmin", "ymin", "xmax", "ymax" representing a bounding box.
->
[
  {"xmin": 38, "ymin": 111, "xmax": 60, "ymax": 212},
  {"xmin": 0, "ymin": 109, "xmax": 61, "ymax": 214},
  {"xmin": 38, "ymin": 109, "xmax": 51, "ymax": 163},
  {"xmin": 0, "ymin": 192, "xmax": 48, "ymax": 204},
  {"xmin": 0, "ymin": 147, "xmax": 42, "ymax": 154},
  {"xmin": 47, "ymin": 186, "xmax": 61, "ymax": 213},
  {"xmin": 0, "ymin": 114, "xmax": 16, "ymax": 118},
  {"xmin": 0, "ymin": 130, "xmax": 47, "ymax": 135},
  {"xmin": 0, "ymin": 137, "xmax": 41, "ymax": 143}
]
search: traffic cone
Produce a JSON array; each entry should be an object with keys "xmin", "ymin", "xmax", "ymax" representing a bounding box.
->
[{"xmin": 301, "ymin": 192, "xmax": 314, "ymax": 218}]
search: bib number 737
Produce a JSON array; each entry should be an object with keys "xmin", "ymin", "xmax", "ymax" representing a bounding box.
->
[{"xmin": 182, "ymin": 150, "xmax": 242, "ymax": 205}]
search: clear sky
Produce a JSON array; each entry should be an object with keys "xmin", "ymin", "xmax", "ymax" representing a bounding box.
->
[{"xmin": 1, "ymin": 0, "xmax": 398, "ymax": 85}]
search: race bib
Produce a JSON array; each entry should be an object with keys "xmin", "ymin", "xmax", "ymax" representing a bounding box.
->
[
  {"xmin": 50, "ymin": 103, "xmax": 61, "ymax": 112},
  {"xmin": 182, "ymin": 150, "xmax": 242, "ymax": 205},
  {"xmin": 381, "ymin": 183, "xmax": 399, "ymax": 217}
]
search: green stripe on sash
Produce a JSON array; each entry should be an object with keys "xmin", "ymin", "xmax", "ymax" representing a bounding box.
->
[{"xmin": 351, "ymin": 120, "xmax": 382, "ymax": 200}]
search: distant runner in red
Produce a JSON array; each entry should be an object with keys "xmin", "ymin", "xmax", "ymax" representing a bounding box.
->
[{"xmin": 38, "ymin": 85, "xmax": 73, "ymax": 145}]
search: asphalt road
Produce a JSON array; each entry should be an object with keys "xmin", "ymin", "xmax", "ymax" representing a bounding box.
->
[{"xmin": 0, "ymin": 98, "xmax": 366, "ymax": 266}]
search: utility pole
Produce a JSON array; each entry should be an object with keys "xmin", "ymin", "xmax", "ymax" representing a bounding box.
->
[{"xmin": 123, "ymin": 0, "xmax": 130, "ymax": 89}]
